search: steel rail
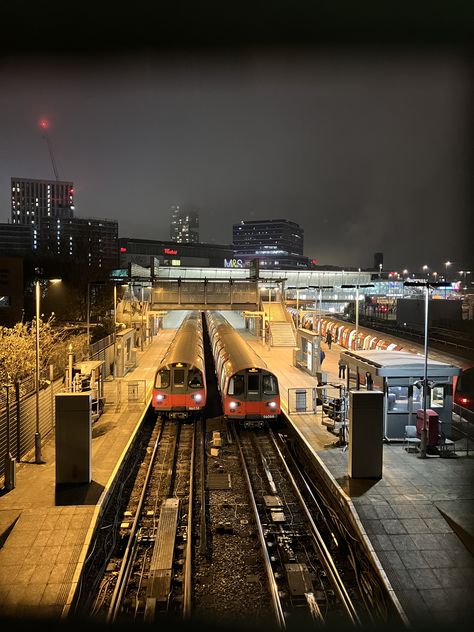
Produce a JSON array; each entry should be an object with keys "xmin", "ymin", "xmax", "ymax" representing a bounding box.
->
[
  {"xmin": 232, "ymin": 425, "xmax": 287, "ymax": 629},
  {"xmin": 268, "ymin": 428, "xmax": 360, "ymax": 626},
  {"xmin": 107, "ymin": 420, "xmax": 178, "ymax": 622},
  {"xmin": 183, "ymin": 419, "xmax": 198, "ymax": 618}
]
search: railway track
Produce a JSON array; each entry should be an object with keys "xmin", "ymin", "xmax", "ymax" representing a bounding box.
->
[
  {"xmin": 89, "ymin": 419, "xmax": 196, "ymax": 622},
  {"xmin": 82, "ymin": 413, "xmax": 395, "ymax": 627},
  {"xmin": 234, "ymin": 425, "xmax": 363, "ymax": 627}
]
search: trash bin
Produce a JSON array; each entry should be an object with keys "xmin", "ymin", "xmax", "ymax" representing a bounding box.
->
[{"xmin": 416, "ymin": 409, "xmax": 439, "ymax": 447}]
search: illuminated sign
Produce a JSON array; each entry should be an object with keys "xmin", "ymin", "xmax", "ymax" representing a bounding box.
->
[
  {"xmin": 311, "ymin": 259, "xmax": 318, "ymax": 265},
  {"xmin": 120, "ymin": 247, "xmax": 127, "ymax": 253},
  {"xmin": 164, "ymin": 248, "xmax": 178, "ymax": 255},
  {"xmin": 224, "ymin": 258, "xmax": 243, "ymax": 268}
]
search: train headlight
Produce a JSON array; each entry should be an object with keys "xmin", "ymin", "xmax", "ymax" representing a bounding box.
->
[
  {"xmin": 193, "ymin": 393, "xmax": 202, "ymax": 402},
  {"xmin": 156, "ymin": 394, "xmax": 166, "ymax": 401},
  {"xmin": 267, "ymin": 401, "xmax": 277, "ymax": 409},
  {"xmin": 229, "ymin": 401, "xmax": 240, "ymax": 410}
]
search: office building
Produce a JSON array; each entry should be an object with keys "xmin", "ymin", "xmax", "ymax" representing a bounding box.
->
[
  {"xmin": 169, "ymin": 206, "xmax": 199, "ymax": 243},
  {"xmin": 233, "ymin": 219, "xmax": 307, "ymax": 268}
]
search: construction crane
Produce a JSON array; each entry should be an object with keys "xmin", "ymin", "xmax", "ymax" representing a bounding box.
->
[{"xmin": 39, "ymin": 119, "xmax": 60, "ymax": 181}]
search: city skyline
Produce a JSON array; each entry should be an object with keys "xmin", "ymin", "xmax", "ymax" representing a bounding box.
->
[{"xmin": 1, "ymin": 50, "xmax": 471, "ymax": 271}]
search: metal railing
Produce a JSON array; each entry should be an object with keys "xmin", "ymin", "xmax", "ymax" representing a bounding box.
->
[{"xmin": 452, "ymin": 403, "xmax": 474, "ymax": 456}]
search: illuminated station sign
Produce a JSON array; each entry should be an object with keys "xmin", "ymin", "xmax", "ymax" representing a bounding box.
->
[{"xmin": 163, "ymin": 248, "xmax": 178, "ymax": 255}]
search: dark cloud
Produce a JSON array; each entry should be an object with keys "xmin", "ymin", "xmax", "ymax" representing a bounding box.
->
[{"xmin": 0, "ymin": 49, "xmax": 471, "ymax": 271}]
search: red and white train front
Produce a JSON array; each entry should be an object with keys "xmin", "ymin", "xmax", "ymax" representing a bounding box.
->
[
  {"xmin": 152, "ymin": 312, "xmax": 206, "ymax": 419},
  {"xmin": 206, "ymin": 311, "xmax": 280, "ymax": 426}
]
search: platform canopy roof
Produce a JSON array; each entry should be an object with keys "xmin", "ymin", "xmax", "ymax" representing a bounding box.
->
[{"xmin": 341, "ymin": 350, "xmax": 461, "ymax": 378}]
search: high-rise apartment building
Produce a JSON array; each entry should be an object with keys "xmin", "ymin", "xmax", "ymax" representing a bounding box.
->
[
  {"xmin": 233, "ymin": 219, "xmax": 307, "ymax": 268},
  {"xmin": 10, "ymin": 177, "xmax": 118, "ymax": 269},
  {"xmin": 169, "ymin": 206, "xmax": 199, "ymax": 243},
  {"xmin": 11, "ymin": 177, "xmax": 74, "ymax": 253}
]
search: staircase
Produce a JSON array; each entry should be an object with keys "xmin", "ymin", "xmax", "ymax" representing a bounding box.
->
[{"xmin": 269, "ymin": 322, "xmax": 296, "ymax": 347}]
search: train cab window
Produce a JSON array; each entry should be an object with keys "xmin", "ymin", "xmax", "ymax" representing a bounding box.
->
[
  {"xmin": 431, "ymin": 386, "xmax": 445, "ymax": 408},
  {"xmin": 155, "ymin": 369, "xmax": 170, "ymax": 388},
  {"xmin": 173, "ymin": 369, "xmax": 185, "ymax": 386},
  {"xmin": 228, "ymin": 375, "xmax": 245, "ymax": 396},
  {"xmin": 188, "ymin": 371, "xmax": 203, "ymax": 388},
  {"xmin": 263, "ymin": 374, "xmax": 278, "ymax": 395},
  {"xmin": 247, "ymin": 374, "xmax": 260, "ymax": 395}
]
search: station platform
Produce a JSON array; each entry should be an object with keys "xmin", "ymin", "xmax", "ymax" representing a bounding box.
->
[
  {"xmin": 1, "ymin": 309, "xmax": 473, "ymax": 628},
  {"xmin": 0, "ymin": 311, "xmax": 187, "ymax": 619},
  {"xmin": 224, "ymin": 311, "xmax": 474, "ymax": 627}
]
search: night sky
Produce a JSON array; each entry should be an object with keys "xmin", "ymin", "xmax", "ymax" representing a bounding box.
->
[{"xmin": 1, "ymin": 6, "xmax": 472, "ymax": 272}]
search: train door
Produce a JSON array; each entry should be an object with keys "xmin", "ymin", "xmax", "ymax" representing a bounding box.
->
[
  {"xmin": 170, "ymin": 363, "xmax": 187, "ymax": 394},
  {"xmin": 246, "ymin": 369, "xmax": 261, "ymax": 401}
]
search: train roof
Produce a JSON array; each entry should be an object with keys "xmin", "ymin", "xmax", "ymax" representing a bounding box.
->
[
  {"xmin": 159, "ymin": 312, "xmax": 204, "ymax": 369},
  {"xmin": 207, "ymin": 311, "xmax": 270, "ymax": 375}
]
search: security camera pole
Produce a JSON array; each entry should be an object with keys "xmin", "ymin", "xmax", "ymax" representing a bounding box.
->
[{"xmin": 404, "ymin": 280, "xmax": 450, "ymax": 458}]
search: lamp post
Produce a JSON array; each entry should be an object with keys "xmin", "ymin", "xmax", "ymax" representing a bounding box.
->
[
  {"xmin": 3, "ymin": 379, "xmax": 16, "ymax": 490},
  {"xmin": 422, "ymin": 264, "xmax": 429, "ymax": 280},
  {"xmin": 341, "ymin": 282, "xmax": 374, "ymax": 350},
  {"xmin": 444, "ymin": 261, "xmax": 451, "ymax": 299},
  {"xmin": 34, "ymin": 277, "xmax": 61, "ymax": 464},
  {"xmin": 113, "ymin": 283, "xmax": 117, "ymax": 378},
  {"xmin": 309, "ymin": 284, "xmax": 333, "ymax": 370},
  {"xmin": 404, "ymin": 279, "xmax": 449, "ymax": 458}
]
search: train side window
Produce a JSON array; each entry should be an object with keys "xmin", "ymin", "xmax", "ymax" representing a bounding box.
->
[
  {"xmin": 188, "ymin": 371, "xmax": 203, "ymax": 388},
  {"xmin": 247, "ymin": 374, "xmax": 260, "ymax": 395},
  {"xmin": 155, "ymin": 369, "xmax": 170, "ymax": 388},
  {"xmin": 228, "ymin": 375, "xmax": 245, "ymax": 396},
  {"xmin": 263, "ymin": 374, "xmax": 278, "ymax": 395},
  {"xmin": 174, "ymin": 369, "xmax": 185, "ymax": 386}
]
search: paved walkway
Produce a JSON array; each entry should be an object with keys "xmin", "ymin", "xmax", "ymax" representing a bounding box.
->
[
  {"xmin": 224, "ymin": 311, "xmax": 474, "ymax": 627},
  {"xmin": 0, "ymin": 312, "xmax": 186, "ymax": 618}
]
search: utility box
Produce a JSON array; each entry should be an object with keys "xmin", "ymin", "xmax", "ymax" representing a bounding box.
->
[
  {"xmin": 348, "ymin": 390, "xmax": 384, "ymax": 479},
  {"xmin": 55, "ymin": 393, "xmax": 92, "ymax": 485},
  {"xmin": 416, "ymin": 409, "xmax": 439, "ymax": 447}
]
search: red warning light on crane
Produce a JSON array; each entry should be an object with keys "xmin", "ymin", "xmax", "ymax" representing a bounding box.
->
[{"xmin": 39, "ymin": 119, "xmax": 49, "ymax": 130}]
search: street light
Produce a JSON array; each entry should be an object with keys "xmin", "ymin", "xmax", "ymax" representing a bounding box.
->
[
  {"xmin": 403, "ymin": 279, "xmax": 450, "ymax": 458},
  {"xmin": 309, "ymin": 284, "xmax": 333, "ymax": 370},
  {"xmin": 341, "ymin": 282, "xmax": 374, "ymax": 350},
  {"xmin": 444, "ymin": 261, "xmax": 451, "ymax": 299},
  {"xmin": 35, "ymin": 277, "xmax": 61, "ymax": 464}
]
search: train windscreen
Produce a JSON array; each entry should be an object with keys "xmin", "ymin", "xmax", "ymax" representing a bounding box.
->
[
  {"xmin": 263, "ymin": 374, "xmax": 278, "ymax": 395},
  {"xmin": 188, "ymin": 370, "xmax": 203, "ymax": 388},
  {"xmin": 155, "ymin": 369, "xmax": 170, "ymax": 388},
  {"xmin": 228, "ymin": 375, "xmax": 245, "ymax": 395}
]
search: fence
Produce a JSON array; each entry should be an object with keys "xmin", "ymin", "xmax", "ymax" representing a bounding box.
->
[
  {"xmin": 103, "ymin": 379, "xmax": 147, "ymax": 407},
  {"xmin": 287, "ymin": 385, "xmax": 349, "ymax": 441},
  {"xmin": 0, "ymin": 376, "xmax": 63, "ymax": 483}
]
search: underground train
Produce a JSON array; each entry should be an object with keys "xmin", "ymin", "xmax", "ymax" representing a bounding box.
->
[
  {"xmin": 287, "ymin": 307, "xmax": 403, "ymax": 352},
  {"xmin": 454, "ymin": 366, "xmax": 474, "ymax": 413},
  {"xmin": 152, "ymin": 312, "xmax": 207, "ymax": 419},
  {"xmin": 206, "ymin": 311, "xmax": 280, "ymax": 427}
]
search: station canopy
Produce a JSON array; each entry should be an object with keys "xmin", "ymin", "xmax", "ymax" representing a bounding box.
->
[{"xmin": 341, "ymin": 350, "xmax": 461, "ymax": 378}]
